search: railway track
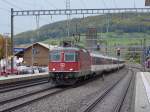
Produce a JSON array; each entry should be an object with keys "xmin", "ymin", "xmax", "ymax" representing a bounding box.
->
[
  {"xmin": 0, "ymin": 78, "xmax": 49, "ymax": 93},
  {"xmin": 0, "ymin": 86, "xmax": 66, "ymax": 112},
  {"xmin": 78, "ymin": 69, "xmax": 133, "ymax": 112},
  {"xmin": 113, "ymin": 69, "xmax": 134, "ymax": 112},
  {"xmin": 0, "ymin": 68, "xmax": 128, "ymax": 112},
  {"xmin": 0, "ymin": 76, "xmax": 100, "ymax": 112},
  {"xmin": 0, "ymin": 72, "xmax": 119, "ymax": 111},
  {"xmin": 0, "ymin": 86, "xmax": 55, "ymax": 105},
  {"xmin": 0, "ymin": 75, "xmax": 98, "ymax": 111}
]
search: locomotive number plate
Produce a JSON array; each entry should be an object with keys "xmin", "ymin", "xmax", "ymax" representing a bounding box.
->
[{"xmin": 60, "ymin": 63, "xmax": 65, "ymax": 68}]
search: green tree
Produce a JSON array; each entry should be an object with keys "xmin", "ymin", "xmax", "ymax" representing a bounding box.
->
[{"xmin": 0, "ymin": 35, "xmax": 4, "ymax": 59}]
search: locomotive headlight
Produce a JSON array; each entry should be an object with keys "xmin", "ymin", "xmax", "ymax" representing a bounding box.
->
[
  {"xmin": 52, "ymin": 68, "xmax": 56, "ymax": 71},
  {"xmin": 69, "ymin": 68, "xmax": 73, "ymax": 71}
]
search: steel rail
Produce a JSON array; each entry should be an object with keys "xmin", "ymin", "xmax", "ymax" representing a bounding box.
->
[
  {"xmin": 0, "ymin": 77, "xmax": 48, "ymax": 89},
  {"xmin": 0, "ymin": 86, "xmax": 55, "ymax": 105},
  {"xmin": 1, "ymin": 68, "xmax": 127, "ymax": 112},
  {"xmin": 79, "ymin": 70, "xmax": 129, "ymax": 112},
  {"xmin": 0, "ymin": 75, "xmax": 101, "ymax": 112},
  {"xmin": 0, "ymin": 88, "xmax": 65, "ymax": 112},
  {"xmin": 113, "ymin": 69, "xmax": 134, "ymax": 112},
  {"xmin": 0, "ymin": 78, "xmax": 49, "ymax": 93}
]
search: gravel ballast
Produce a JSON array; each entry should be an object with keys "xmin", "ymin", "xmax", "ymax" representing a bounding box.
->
[
  {"xmin": 12, "ymin": 68, "xmax": 128, "ymax": 112},
  {"xmin": 0, "ymin": 82, "xmax": 52, "ymax": 102}
]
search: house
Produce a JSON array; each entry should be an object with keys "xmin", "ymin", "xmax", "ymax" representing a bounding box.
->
[{"xmin": 15, "ymin": 42, "xmax": 56, "ymax": 66}]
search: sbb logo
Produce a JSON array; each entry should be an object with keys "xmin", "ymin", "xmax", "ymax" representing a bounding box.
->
[{"xmin": 60, "ymin": 63, "xmax": 65, "ymax": 68}]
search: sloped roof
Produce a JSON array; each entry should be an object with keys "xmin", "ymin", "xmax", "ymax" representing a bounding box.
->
[
  {"xmin": 25, "ymin": 42, "xmax": 57, "ymax": 50},
  {"xmin": 15, "ymin": 42, "xmax": 57, "ymax": 56},
  {"xmin": 15, "ymin": 44, "xmax": 30, "ymax": 49}
]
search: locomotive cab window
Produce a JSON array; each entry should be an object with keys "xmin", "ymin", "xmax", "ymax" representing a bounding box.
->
[
  {"xmin": 50, "ymin": 51, "xmax": 61, "ymax": 61},
  {"xmin": 64, "ymin": 52, "xmax": 77, "ymax": 62}
]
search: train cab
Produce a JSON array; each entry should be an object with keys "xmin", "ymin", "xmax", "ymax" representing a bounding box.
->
[
  {"xmin": 49, "ymin": 47, "xmax": 91, "ymax": 85},
  {"xmin": 49, "ymin": 47, "xmax": 80, "ymax": 72}
]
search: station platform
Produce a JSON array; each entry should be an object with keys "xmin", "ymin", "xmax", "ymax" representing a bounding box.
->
[
  {"xmin": 135, "ymin": 72, "xmax": 150, "ymax": 112},
  {"xmin": 0, "ymin": 72, "xmax": 49, "ymax": 85}
]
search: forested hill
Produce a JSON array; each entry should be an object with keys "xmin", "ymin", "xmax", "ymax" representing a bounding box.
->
[{"xmin": 15, "ymin": 13, "xmax": 150, "ymax": 45}]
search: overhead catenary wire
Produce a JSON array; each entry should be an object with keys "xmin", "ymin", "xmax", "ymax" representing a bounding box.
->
[
  {"xmin": 66, "ymin": 0, "xmax": 71, "ymax": 37},
  {"xmin": 0, "ymin": 23, "xmax": 11, "ymax": 26},
  {"xmin": 102, "ymin": 0, "xmax": 107, "ymax": 8},
  {"xmin": 133, "ymin": 0, "xmax": 136, "ymax": 8},
  {"xmin": 2, "ymin": 0, "xmax": 23, "ymax": 10},
  {"xmin": 15, "ymin": 0, "xmax": 35, "ymax": 7},
  {"xmin": 101, "ymin": 0, "xmax": 109, "ymax": 33},
  {"xmin": 41, "ymin": 0, "xmax": 48, "ymax": 9},
  {"xmin": 0, "ymin": 23, "xmax": 26, "ymax": 33},
  {"xmin": 44, "ymin": 0, "xmax": 57, "ymax": 9},
  {"xmin": 80, "ymin": 0, "xmax": 87, "ymax": 9},
  {"xmin": 39, "ymin": 0, "xmax": 47, "ymax": 10},
  {"xmin": 113, "ymin": 0, "xmax": 118, "ymax": 8},
  {"xmin": 35, "ymin": 15, "xmax": 40, "ymax": 37},
  {"xmin": 0, "ymin": 7, "xmax": 10, "ymax": 12}
]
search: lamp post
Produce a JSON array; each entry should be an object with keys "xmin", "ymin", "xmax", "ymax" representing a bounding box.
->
[
  {"xmin": 3, "ymin": 33, "xmax": 10, "ymax": 76},
  {"xmin": 30, "ymin": 38, "xmax": 34, "ymax": 71},
  {"xmin": 143, "ymin": 38, "xmax": 146, "ymax": 71}
]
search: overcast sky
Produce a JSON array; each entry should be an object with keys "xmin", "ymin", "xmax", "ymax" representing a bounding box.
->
[{"xmin": 0, "ymin": 0, "xmax": 148, "ymax": 34}]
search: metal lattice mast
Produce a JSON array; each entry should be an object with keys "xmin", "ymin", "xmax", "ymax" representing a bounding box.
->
[
  {"xmin": 35, "ymin": 15, "xmax": 40, "ymax": 37},
  {"xmin": 106, "ymin": 14, "xmax": 110, "ymax": 33},
  {"xmin": 66, "ymin": 0, "xmax": 70, "ymax": 38}
]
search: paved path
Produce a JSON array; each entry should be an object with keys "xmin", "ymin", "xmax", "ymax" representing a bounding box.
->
[
  {"xmin": 0, "ymin": 72, "xmax": 48, "ymax": 84},
  {"xmin": 135, "ymin": 72, "xmax": 150, "ymax": 112}
]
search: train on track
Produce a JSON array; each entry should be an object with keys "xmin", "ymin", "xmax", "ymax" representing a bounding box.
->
[{"xmin": 49, "ymin": 46, "xmax": 125, "ymax": 85}]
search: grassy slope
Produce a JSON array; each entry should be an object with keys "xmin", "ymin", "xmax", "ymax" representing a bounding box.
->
[
  {"xmin": 42, "ymin": 32, "xmax": 150, "ymax": 46},
  {"xmin": 15, "ymin": 13, "xmax": 150, "ymax": 45}
]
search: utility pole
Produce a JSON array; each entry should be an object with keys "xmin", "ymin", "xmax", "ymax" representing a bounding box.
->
[
  {"xmin": 105, "ymin": 40, "xmax": 108, "ymax": 55},
  {"xmin": 11, "ymin": 8, "xmax": 14, "ymax": 74},
  {"xmin": 66, "ymin": 0, "xmax": 70, "ymax": 38},
  {"xmin": 140, "ymin": 39, "xmax": 143, "ymax": 65},
  {"xmin": 143, "ymin": 38, "xmax": 146, "ymax": 71}
]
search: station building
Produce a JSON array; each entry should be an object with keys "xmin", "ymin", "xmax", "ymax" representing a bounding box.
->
[{"xmin": 15, "ymin": 42, "xmax": 56, "ymax": 67}]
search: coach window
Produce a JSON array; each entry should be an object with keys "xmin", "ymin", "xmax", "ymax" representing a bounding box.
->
[
  {"xmin": 51, "ymin": 51, "xmax": 61, "ymax": 61},
  {"xmin": 65, "ymin": 52, "xmax": 75, "ymax": 62}
]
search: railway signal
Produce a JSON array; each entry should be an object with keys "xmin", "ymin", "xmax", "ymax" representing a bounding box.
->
[
  {"xmin": 117, "ymin": 48, "xmax": 120, "ymax": 70},
  {"xmin": 117, "ymin": 48, "xmax": 120, "ymax": 56},
  {"xmin": 97, "ymin": 43, "xmax": 100, "ymax": 51}
]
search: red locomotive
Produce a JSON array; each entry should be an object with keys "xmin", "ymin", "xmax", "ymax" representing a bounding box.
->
[{"xmin": 49, "ymin": 47, "xmax": 124, "ymax": 85}]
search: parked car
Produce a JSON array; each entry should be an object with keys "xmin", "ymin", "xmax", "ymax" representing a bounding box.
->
[
  {"xmin": 38, "ymin": 67, "xmax": 48, "ymax": 73},
  {"xmin": 32, "ymin": 67, "xmax": 39, "ymax": 74},
  {"xmin": 17, "ymin": 66, "xmax": 29, "ymax": 74},
  {"xmin": 6, "ymin": 67, "xmax": 19, "ymax": 75}
]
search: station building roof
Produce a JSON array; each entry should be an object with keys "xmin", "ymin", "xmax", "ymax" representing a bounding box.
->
[{"xmin": 15, "ymin": 42, "xmax": 57, "ymax": 56}]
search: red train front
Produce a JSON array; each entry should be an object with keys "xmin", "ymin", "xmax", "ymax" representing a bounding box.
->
[{"xmin": 49, "ymin": 47, "xmax": 91, "ymax": 85}]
